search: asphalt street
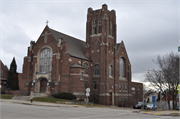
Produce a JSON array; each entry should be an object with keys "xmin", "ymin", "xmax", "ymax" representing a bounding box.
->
[{"xmin": 1, "ymin": 101, "xmax": 180, "ymax": 119}]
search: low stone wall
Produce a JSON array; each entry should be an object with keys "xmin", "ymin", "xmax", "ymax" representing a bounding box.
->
[
  {"xmin": 56, "ymin": 101, "xmax": 94, "ymax": 105},
  {"xmin": 5, "ymin": 90, "xmax": 21, "ymax": 95}
]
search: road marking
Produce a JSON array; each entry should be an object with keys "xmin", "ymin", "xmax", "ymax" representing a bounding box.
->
[
  {"xmin": 6, "ymin": 101, "xmax": 12, "ymax": 103},
  {"xmin": 152, "ymin": 113, "xmax": 163, "ymax": 115},
  {"xmin": 143, "ymin": 112, "xmax": 149, "ymax": 114}
]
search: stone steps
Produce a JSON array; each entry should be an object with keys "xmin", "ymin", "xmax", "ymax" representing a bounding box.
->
[
  {"xmin": 31, "ymin": 93, "xmax": 46, "ymax": 97},
  {"xmin": 12, "ymin": 93, "xmax": 46, "ymax": 101},
  {"xmin": 12, "ymin": 96, "xmax": 33, "ymax": 101}
]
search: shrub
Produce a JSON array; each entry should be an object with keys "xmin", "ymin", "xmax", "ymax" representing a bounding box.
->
[
  {"xmin": 79, "ymin": 99, "xmax": 84, "ymax": 101},
  {"xmin": 1, "ymin": 90, "xmax": 6, "ymax": 94},
  {"xmin": 52, "ymin": 92, "xmax": 76, "ymax": 100}
]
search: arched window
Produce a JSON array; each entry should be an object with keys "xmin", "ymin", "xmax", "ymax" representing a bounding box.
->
[
  {"xmin": 83, "ymin": 63, "xmax": 88, "ymax": 75},
  {"xmin": 109, "ymin": 21, "xmax": 112, "ymax": 36},
  {"xmin": 119, "ymin": 58, "xmax": 125, "ymax": 77},
  {"xmin": 40, "ymin": 48, "xmax": 51, "ymax": 72},
  {"xmin": 98, "ymin": 18, "xmax": 102, "ymax": 33},
  {"xmin": 92, "ymin": 42, "xmax": 94, "ymax": 51},
  {"xmin": 94, "ymin": 64, "xmax": 100, "ymax": 75},
  {"xmin": 109, "ymin": 65, "xmax": 112, "ymax": 76},
  {"xmin": 92, "ymin": 20, "xmax": 96, "ymax": 34}
]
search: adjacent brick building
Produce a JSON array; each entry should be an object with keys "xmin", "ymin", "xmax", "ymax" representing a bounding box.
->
[
  {"xmin": 0, "ymin": 60, "xmax": 8, "ymax": 89},
  {"xmin": 20, "ymin": 4, "xmax": 143, "ymax": 106}
]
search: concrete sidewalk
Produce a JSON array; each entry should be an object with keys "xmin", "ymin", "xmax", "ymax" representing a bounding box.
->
[
  {"xmin": 1, "ymin": 99, "xmax": 180, "ymax": 116},
  {"xmin": 0, "ymin": 99, "xmax": 84, "ymax": 108}
]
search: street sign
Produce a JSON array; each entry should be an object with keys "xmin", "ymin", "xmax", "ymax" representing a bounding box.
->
[
  {"xmin": 178, "ymin": 46, "xmax": 180, "ymax": 52},
  {"xmin": 86, "ymin": 93, "xmax": 89, "ymax": 97},
  {"xmin": 152, "ymin": 95, "xmax": 156, "ymax": 110},
  {"xmin": 178, "ymin": 84, "xmax": 180, "ymax": 94},
  {"xmin": 86, "ymin": 88, "xmax": 90, "ymax": 93}
]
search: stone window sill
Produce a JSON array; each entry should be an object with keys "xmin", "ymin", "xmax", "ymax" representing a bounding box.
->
[{"xmin": 93, "ymin": 75, "xmax": 100, "ymax": 78}]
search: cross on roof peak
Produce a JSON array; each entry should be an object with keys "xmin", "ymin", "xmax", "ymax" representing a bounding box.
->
[{"xmin": 46, "ymin": 20, "xmax": 49, "ymax": 26}]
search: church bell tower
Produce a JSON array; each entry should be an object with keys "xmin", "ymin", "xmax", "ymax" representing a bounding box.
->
[{"xmin": 85, "ymin": 4, "xmax": 117, "ymax": 105}]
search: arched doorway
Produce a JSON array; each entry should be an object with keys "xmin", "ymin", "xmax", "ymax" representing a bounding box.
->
[
  {"xmin": 109, "ymin": 92, "xmax": 112, "ymax": 105},
  {"xmin": 40, "ymin": 78, "xmax": 47, "ymax": 93}
]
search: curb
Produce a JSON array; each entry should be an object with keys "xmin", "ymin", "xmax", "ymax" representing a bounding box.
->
[{"xmin": 140, "ymin": 111, "xmax": 180, "ymax": 116}]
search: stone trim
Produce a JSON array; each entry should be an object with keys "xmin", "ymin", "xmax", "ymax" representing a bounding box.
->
[
  {"xmin": 73, "ymin": 92, "xmax": 84, "ymax": 95},
  {"xmin": 108, "ymin": 35, "xmax": 114, "ymax": 39},
  {"xmin": 119, "ymin": 77, "xmax": 127, "ymax": 81},
  {"xmin": 70, "ymin": 73, "xmax": 81, "ymax": 76},
  {"xmin": 99, "ymin": 93, "xmax": 110, "ymax": 96},
  {"xmin": 90, "ymin": 33, "xmax": 101, "ymax": 37},
  {"xmin": 115, "ymin": 93, "xmax": 132, "ymax": 96}
]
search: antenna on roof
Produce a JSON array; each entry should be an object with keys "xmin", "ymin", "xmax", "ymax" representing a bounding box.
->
[{"xmin": 46, "ymin": 20, "xmax": 49, "ymax": 26}]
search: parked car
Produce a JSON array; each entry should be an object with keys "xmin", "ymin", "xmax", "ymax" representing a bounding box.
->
[
  {"xmin": 146, "ymin": 103, "xmax": 157, "ymax": 110},
  {"xmin": 133, "ymin": 102, "xmax": 147, "ymax": 109},
  {"xmin": 176, "ymin": 106, "xmax": 179, "ymax": 110}
]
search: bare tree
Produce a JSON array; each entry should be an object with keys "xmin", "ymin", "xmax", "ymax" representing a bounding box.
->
[{"xmin": 145, "ymin": 51, "xmax": 179, "ymax": 110}]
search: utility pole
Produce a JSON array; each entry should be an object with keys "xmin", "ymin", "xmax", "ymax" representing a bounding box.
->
[
  {"xmin": 160, "ymin": 71, "xmax": 162, "ymax": 110},
  {"xmin": 178, "ymin": 46, "xmax": 180, "ymax": 110}
]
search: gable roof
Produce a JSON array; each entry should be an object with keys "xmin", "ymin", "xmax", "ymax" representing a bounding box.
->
[
  {"xmin": 48, "ymin": 26, "xmax": 91, "ymax": 61},
  {"xmin": 117, "ymin": 43, "xmax": 121, "ymax": 52}
]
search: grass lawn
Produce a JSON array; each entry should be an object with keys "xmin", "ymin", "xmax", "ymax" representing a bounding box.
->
[
  {"xmin": 32, "ymin": 97, "xmax": 72, "ymax": 103},
  {"xmin": 1, "ymin": 94, "xmax": 14, "ymax": 99}
]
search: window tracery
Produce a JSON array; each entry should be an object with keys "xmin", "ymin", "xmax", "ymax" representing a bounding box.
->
[{"xmin": 40, "ymin": 48, "xmax": 51, "ymax": 72}]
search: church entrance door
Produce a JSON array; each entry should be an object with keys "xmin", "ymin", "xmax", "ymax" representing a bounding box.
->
[
  {"xmin": 109, "ymin": 92, "xmax": 112, "ymax": 105},
  {"xmin": 40, "ymin": 78, "xmax": 47, "ymax": 93}
]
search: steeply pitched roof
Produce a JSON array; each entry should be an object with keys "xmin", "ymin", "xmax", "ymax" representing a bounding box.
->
[
  {"xmin": 117, "ymin": 43, "xmax": 121, "ymax": 52},
  {"xmin": 70, "ymin": 62, "xmax": 83, "ymax": 68},
  {"xmin": 48, "ymin": 27, "xmax": 91, "ymax": 61}
]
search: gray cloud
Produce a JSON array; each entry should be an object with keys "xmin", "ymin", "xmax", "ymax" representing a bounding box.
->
[{"xmin": 1, "ymin": 0, "xmax": 179, "ymax": 82}]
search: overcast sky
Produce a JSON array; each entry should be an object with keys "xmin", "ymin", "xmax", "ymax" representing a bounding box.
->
[{"xmin": 0, "ymin": 0, "xmax": 179, "ymax": 83}]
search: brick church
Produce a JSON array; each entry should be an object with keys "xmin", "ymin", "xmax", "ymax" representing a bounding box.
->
[{"xmin": 20, "ymin": 4, "xmax": 143, "ymax": 106}]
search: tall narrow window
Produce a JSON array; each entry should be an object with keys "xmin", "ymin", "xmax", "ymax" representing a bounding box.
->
[
  {"xmin": 84, "ymin": 81, "xmax": 88, "ymax": 89},
  {"xmin": 109, "ymin": 65, "xmax": 112, "ymax": 76},
  {"xmin": 93, "ymin": 81, "xmax": 97, "ymax": 89},
  {"xmin": 94, "ymin": 64, "xmax": 100, "ymax": 75},
  {"xmin": 131, "ymin": 87, "xmax": 135, "ymax": 93},
  {"xmin": 122, "ymin": 84, "xmax": 124, "ymax": 91},
  {"xmin": 0, "ymin": 70, "xmax": 3, "ymax": 76},
  {"xmin": 119, "ymin": 58, "xmax": 125, "ymax": 77},
  {"xmin": 40, "ymin": 48, "xmax": 51, "ymax": 72},
  {"xmin": 109, "ymin": 42, "xmax": 110, "ymax": 51},
  {"xmin": 83, "ymin": 63, "xmax": 88, "ymax": 75},
  {"xmin": 97, "ymin": 41, "xmax": 100, "ymax": 50},
  {"xmin": 125, "ymin": 85, "xmax": 127, "ymax": 90},
  {"xmin": 52, "ymin": 80, "xmax": 55, "ymax": 88},
  {"xmin": 138, "ymin": 88, "xmax": 141, "ymax": 94},
  {"xmin": 119, "ymin": 84, "xmax": 121, "ymax": 91},
  {"xmin": 98, "ymin": 18, "xmax": 102, "ymax": 33},
  {"xmin": 109, "ymin": 21, "xmax": 112, "ymax": 36},
  {"xmin": 92, "ymin": 42, "xmax": 94, "ymax": 51},
  {"xmin": 92, "ymin": 20, "xmax": 96, "ymax": 34},
  {"xmin": 80, "ymin": 72, "xmax": 83, "ymax": 79}
]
